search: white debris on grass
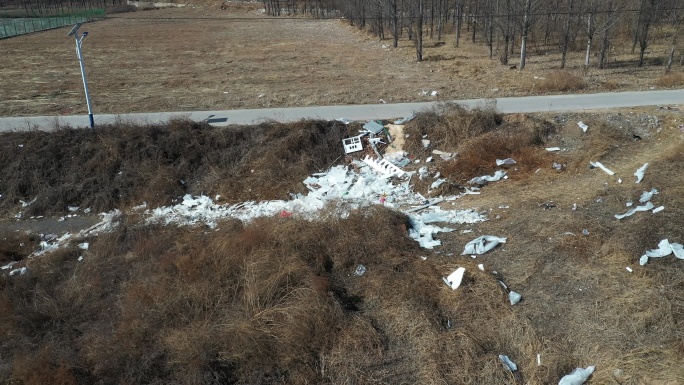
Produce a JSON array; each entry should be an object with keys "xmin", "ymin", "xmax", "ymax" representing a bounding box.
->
[
  {"xmin": 578, "ymin": 121, "xmax": 589, "ymax": 133},
  {"xmin": 498, "ymin": 355, "xmax": 518, "ymax": 372},
  {"xmin": 1, "ymin": 261, "xmax": 17, "ymax": 270},
  {"xmin": 639, "ymin": 188, "xmax": 658, "ymax": 203},
  {"xmin": 634, "ymin": 163, "xmax": 649, "ymax": 183},
  {"xmin": 146, "ymin": 164, "xmax": 487, "ymax": 249},
  {"xmin": 393, "ymin": 112, "xmax": 416, "ymax": 125},
  {"xmin": 462, "ymin": 235, "xmax": 507, "ymax": 255},
  {"xmin": 496, "ymin": 158, "xmax": 516, "ymax": 166},
  {"xmin": 469, "ymin": 170, "xmax": 507, "ymax": 185},
  {"xmin": 430, "ymin": 179, "xmax": 447, "ymax": 189},
  {"xmin": 589, "ymin": 161, "xmax": 615, "ymax": 176},
  {"xmin": 78, "ymin": 242, "xmax": 89, "ymax": 250},
  {"xmin": 614, "ymin": 202, "xmax": 654, "ymax": 220},
  {"xmin": 478, "ymin": 263, "xmax": 484, "ymax": 271},
  {"xmin": 443, "ymin": 267, "xmax": 466, "ymax": 290},
  {"xmin": 509, "ymin": 291, "xmax": 522, "ymax": 305},
  {"xmin": 9, "ymin": 267, "xmax": 27, "ymax": 276},
  {"xmin": 30, "ymin": 210, "xmax": 121, "ymax": 257},
  {"xmin": 652, "ymin": 205, "xmax": 664, "ymax": 213},
  {"xmin": 546, "ymin": 147, "xmax": 561, "ymax": 152},
  {"xmin": 639, "ymin": 239, "xmax": 684, "ymax": 266},
  {"xmin": 558, "ymin": 366, "xmax": 595, "ymax": 385},
  {"xmin": 335, "ymin": 117, "xmax": 352, "ymax": 125}
]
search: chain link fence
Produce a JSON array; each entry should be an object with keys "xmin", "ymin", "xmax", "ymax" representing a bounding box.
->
[{"xmin": 0, "ymin": 9, "xmax": 105, "ymax": 39}]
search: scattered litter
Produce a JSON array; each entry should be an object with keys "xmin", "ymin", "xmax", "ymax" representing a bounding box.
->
[
  {"xmin": 589, "ymin": 161, "xmax": 615, "ymax": 176},
  {"xmin": 430, "ymin": 179, "xmax": 447, "ymax": 189},
  {"xmin": 405, "ymin": 199, "xmax": 444, "ymax": 214},
  {"xmin": 553, "ymin": 162, "xmax": 564, "ymax": 171},
  {"xmin": 342, "ymin": 135, "xmax": 364, "ymax": 154},
  {"xmin": 582, "ymin": 229, "xmax": 590, "ymax": 236},
  {"xmin": 68, "ymin": 206, "xmax": 79, "ymax": 212},
  {"xmin": 462, "ymin": 229, "xmax": 473, "ymax": 234},
  {"xmin": 509, "ymin": 291, "xmax": 522, "ymax": 305},
  {"xmin": 1, "ymin": 261, "xmax": 17, "ymax": 270},
  {"xmin": 354, "ymin": 264, "xmax": 366, "ymax": 276},
  {"xmin": 462, "ymin": 235, "xmax": 507, "ymax": 255},
  {"xmin": 626, "ymin": 201, "xmax": 633, "ymax": 207},
  {"xmin": 9, "ymin": 267, "xmax": 27, "ymax": 276},
  {"xmin": 469, "ymin": 170, "xmax": 507, "ymax": 186},
  {"xmin": 432, "ymin": 149, "xmax": 454, "ymax": 160},
  {"xmin": 498, "ymin": 355, "xmax": 518, "ymax": 372},
  {"xmin": 652, "ymin": 205, "xmax": 664, "ymax": 213},
  {"xmin": 537, "ymin": 354, "xmax": 541, "ymax": 366},
  {"xmin": 383, "ymin": 151, "xmax": 411, "ymax": 167},
  {"xmin": 625, "ymin": 267, "xmax": 633, "ymax": 273},
  {"xmin": 578, "ymin": 121, "xmax": 589, "ymax": 133},
  {"xmin": 425, "ymin": 156, "xmax": 433, "ymax": 163},
  {"xmin": 572, "ymin": 203, "xmax": 578, "ymax": 211},
  {"xmin": 418, "ymin": 166, "xmax": 429, "ymax": 180},
  {"xmin": 558, "ymin": 366, "xmax": 595, "ymax": 385},
  {"xmin": 496, "ymin": 158, "xmax": 516, "ymax": 166},
  {"xmin": 540, "ymin": 201, "xmax": 557, "ymax": 209},
  {"xmin": 421, "ymin": 139, "xmax": 431, "ymax": 148},
  {"xmin": 78, "ymin": 242, "xmax": 89, "ymax": 250},
  {"xmin": 362, "ymin": 155, "xmax": 406, "ymax": 177},
  {"xmin": 639, "ymin": 239, "xmax": 684, "ymax": 265},
  {"xmin": 477, "ymin": 263, "xmax": 484, "ymax": 271},
  {"xmin": 379, "ymin": 99, "xmax": 387, "ymax": 104},
  {"xmin": 546, "ymin": 147, "xmax": 561, "ymax": 152},
  {"xmin": 335, "ymin": 117, "xmax": 352, "ymax": 125},
  {"xmin": 615, "ymin": 202, "xmax": 654, "ymax": 220},
  {"xmin": 634, "ymin": 163, "xmax": 649, "ymax": 183},
  {"xmin": 19, "ymin": 197, "xmax": 37, "ymax": 207},
  {"xmin": 443, "ymin": 267, "xmax": 466, "ymax": 290},
  {"xmin": 362, "ymin": 121, "xmax": 385, "ymax": 135},
  {"xmin": 639, "ymin": 188, "xmax": 658, "ymax": 203},
  {"xmin": 617, "ymin": 178, "xmax": 622, "ymax": 184},
  {"xmin": 420, "ymin": 255, "xmax": 427, "ymax": 260},
  {"xmin": 393, "ymin": 112, "xmax": 416, "ymax": 125},
  {"xmin": 430, "ymin": 90, "xmax": 438, "ymax": 97}
]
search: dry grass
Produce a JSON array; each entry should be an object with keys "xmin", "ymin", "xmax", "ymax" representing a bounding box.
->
[
  {"xmin": 2, "ymin": 107, "xmax": 684, "ymax": 384},
  {"xmin": 0, "ymin": 118, "xmax": 348, "ymax": 216},
  {"xmin": 655, "ymin": 71, "xmax": 684, "ymax": 87},
  {"xmin": 0, "ymin": 6, "xmax": 683, "ymax": 117},
  {"xmin": 535, "ymin": 70, "xmax": 587, "ymax": 93}
]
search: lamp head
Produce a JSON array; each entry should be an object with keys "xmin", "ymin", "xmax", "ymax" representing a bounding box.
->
[{"xmin": 67, "ymin": 23, "xmax": 82, "ymax": 37}]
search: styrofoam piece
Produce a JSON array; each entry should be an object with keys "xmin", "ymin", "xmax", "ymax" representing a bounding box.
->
[
  {"xmin": 639, "ymin": 188, "xmax": 658, "ymax": 203},
  {"xmin": 9, "ymin": 267, "xmax": 27, "ymax": 276},
  {"xmin": 558, "ymin": 366, "xmax": 595, "ymax": 385},
  {"xmin": 462, "ymin": 235, "xmax": 507, "ymax": 255},
  {"xmin": 578, "ymin": 121, "xmax": 588, "ymax": 133},
  {"xmin": 336, "ymin": 117, "xmax": 352, "ymax": 125},
  {"xmin": 78, "ymin": 242, "xmax": 89, "ymax": 250},
  {"xmin": 589, "ymin": 161, "xmax": 615, "ymax": 176},
  {"xmin": 509, "ymin": 291, "xmax": 522, "ymax": 305},
  {"xmin": 496, "ymin": 158, "xmax": 516, "ymax": 166},
  {"xmin": 469, "ymin": 170, "xmax": 507, "ymax": 185},
  {"xmin": 545, "ymin": 147, "xmax": 561, "ymax": 152},
  {"xmin": 431, "ymin": 178, "xmax": 447, "ymax": 189},
  {"xmin": 478, "ymin": 263, "xmax": 484, "ymax": 271},
  {"xmin": 639, "ymin": 239, "xmax": 684, "ymax": 265},
  {"xmin": 634, "ymin": 163, "xmax": 649, "ymax": 183},
  {"xmin": 652, "ymin": 205, "xmax": 664, "ymax": 214},
  {"xmin": 422, "ymin": 139, "xmax": 431, "ymax": 148},
  {"xmin": 342, "ymin": 135, "xmax": 364, "ymax": 154},
  {"xmin": 362, "ymin": 155, "xmax": 405, "ymax": 177},
  {"xmin": 444, "ymin": 267, "xmax": 466, "ymax": 290},
  {"xmin": 614, "ymin": 202, "xmax": 654, "ymax": 220},
  {"xmin": 498, "ymin": 355, "xmax": 518, "ymax": 371}
]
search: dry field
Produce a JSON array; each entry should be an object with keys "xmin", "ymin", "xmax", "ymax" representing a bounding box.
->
[
  {"xmin": 1, "ymin": 104, "xmax": 683, "ymax": 384},
  {"xmin": 1, "ymin": 2, "xmax": 684, "ymax": 117}
]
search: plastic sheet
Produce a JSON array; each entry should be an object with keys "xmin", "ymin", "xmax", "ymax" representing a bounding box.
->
[
  {"xmin": 462, "ymin": 235, "xmax": 507, "ymax": 255},
  {"xmin": 558, "ymin": 366, "xmax": 595, "ymax": 385}
]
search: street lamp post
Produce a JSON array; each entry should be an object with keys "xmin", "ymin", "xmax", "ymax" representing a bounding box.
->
[{"xmin": 67, "ymin": 23, "xmax": 94, "ymax": 128}]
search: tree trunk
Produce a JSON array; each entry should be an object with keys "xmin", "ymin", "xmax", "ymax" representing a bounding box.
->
[
  {"xmin": 416, "ymin": 0, "xmax": 424, "ymax": 61},
  {"xmin": 560, "ymin": 0, "xmax": 574, "ymax": 69},
  {"xmin": 519, "ymin": 0, "xmax": 531, "ymax": 70}
]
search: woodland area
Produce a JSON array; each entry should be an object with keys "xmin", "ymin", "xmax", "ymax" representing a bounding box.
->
[{"xmin": 264, "ymin": 0, "xmax": 684, "ymax": 71}]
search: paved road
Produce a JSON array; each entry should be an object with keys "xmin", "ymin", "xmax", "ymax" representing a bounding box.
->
[{"xmin": 1, "ymin": 89, "xmax": 683, "ymax": 131}]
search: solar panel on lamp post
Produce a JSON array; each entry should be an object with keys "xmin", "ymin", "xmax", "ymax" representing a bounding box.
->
[{"xmin": 67, "ymin": 23, "xmax": 94, "ymax": 128}]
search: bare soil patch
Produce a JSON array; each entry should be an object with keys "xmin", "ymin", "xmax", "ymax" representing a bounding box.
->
[{"xmin": 1, "ymin": 5, "xmax": 683, "ymax": 117}]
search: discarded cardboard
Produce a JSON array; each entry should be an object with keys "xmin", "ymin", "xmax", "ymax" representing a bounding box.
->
[
  {"xmin": 462, "ymin": 235, "xmax": 507, "ymax": 255},
  {"xmin": 558, "ymin": 366, "xmax": 595, "ymax": 385}
]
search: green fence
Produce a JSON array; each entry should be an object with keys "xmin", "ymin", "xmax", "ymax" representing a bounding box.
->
[{"xmin": 0, "ymin": 9, "xmax": 106, "ymax": 39}]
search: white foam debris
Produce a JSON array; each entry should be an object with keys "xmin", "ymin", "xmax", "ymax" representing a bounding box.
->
[
  {"xmin": 30, "ymin": 210, "xmax": 121, "ymax": 257},
  {"xmin": 639, "ymin": 188, "xmax": 658, "ymax": 203},
  {"xmin": 509, "ymin": 291, "xmax": 522, "ymax": 305},
  {"xmin": 652, "ymin": 205, "xmax": 664, "ymax": 214},
  {"xmin": 589, "ymin": 161, "xmax": 615, "ymax": 176},
  {"xmin": 496, "ymin": 158, "xmax": 516, "ymax": 166},
  {"xmin": 462, "ymin": 235, "xmax": 507, "ymax": 255},
  {"xmin": 545, "ymin": 147, "xmax": 561, "ymax": 152},
  {"xmin": 639, "ymin": 239, "xmax": 684, "ymax": 265},
  {"xmin": 146, "ymin": 164, "xmax": 486, "ymax": 249},
  {"xmin": 9, "ymin": 267, "xmax": 27, "ymax": 276},
  {"xmin": 78, "ymin": 242, "xmax": 89, "ymax": 250},
  {"xmin": 443, "ymin": 267, "xmax": 466, "ymax": 290},
  {"xmin": 615, "ymin": 202, "xmax": 654, "ymax": 220},
  {"xmin": 634, "ymin": 163, "xmax": 649, "ymax": 183},
  {"xmin": 469, "ymin": 170, "xmax": 507, "ymax": 185},
  {"xmin": 578, "ymin": 121, "xmax": 589, "ymax": 133},
  {"xmin": 558, "ymin": 366, "xmax": 595, "ymax": 385},
  {"xmin": 1, "ymin": 261, "xmax": 17, "ymax": 270}
]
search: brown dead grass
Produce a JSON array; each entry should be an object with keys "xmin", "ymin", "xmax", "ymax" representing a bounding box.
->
[
  {"xmin": 655, "ymin": 72, "xmax": 684, "ymax": 87},
  {"xmin": 0, "ymin": 118, "xmax": 348, "ymax": 216},
  {"xmin": 536, "ymin": 70, "xmax": 587, "ymax": 93},
  {"xmin": 0, "ymin": 7, "xmax": 683, "ymax": 117}
]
